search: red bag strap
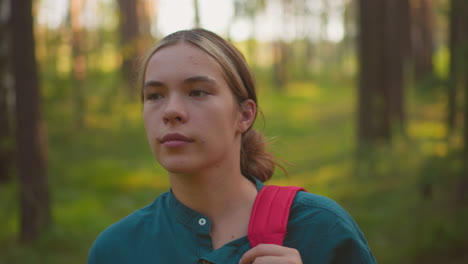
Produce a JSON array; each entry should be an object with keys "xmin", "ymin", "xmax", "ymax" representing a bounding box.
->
[{"xmin": 248, "ymin": 185, "xmax": 306, "ymax": 247}]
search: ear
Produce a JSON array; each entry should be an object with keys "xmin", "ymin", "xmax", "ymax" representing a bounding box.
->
[{"xmin": 237, "ymin": 99, "xmax": 256, "ymax": 133}]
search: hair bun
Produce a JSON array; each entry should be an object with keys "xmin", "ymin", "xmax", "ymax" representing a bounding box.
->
[{"xmin": 241, "ymin": 129, "xmax": 280, "ymax": 182}]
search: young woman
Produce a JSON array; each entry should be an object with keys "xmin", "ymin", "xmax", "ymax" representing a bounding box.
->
[{"xmin": 88, "ymin": 28, "xmax": 376, "ymax": 264}]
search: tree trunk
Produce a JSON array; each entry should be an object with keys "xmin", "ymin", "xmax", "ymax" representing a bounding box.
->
[
  {"xmin": 411, "ymin": 0, "xmax": 434, "ymax": 82},
  {"xmin": 246, "ymin": 17, "xmax": 257, "ymax": 69},
  {"xmin": 358, "ymin": 0, "xmax": 389, "ymax": 147},
  {"xmin": 462, "ymin": 58, "xmax": 468, "ymax": 203},
  {"xmin": 71, "ymin": 0, "xmax": 87, "ymax": 129},
  {"xmin": 11, "ymin": 0, "xmax": 51, "ymax": 243},
  {"xmin": 272, "ymin": 40, "xmax": 289, "ymax": 90},
  {"xmin": 357, "ymin": 0, "xmax": 408, "ymax": 148},
  {"xmin": 458, "ymin": 0, "xmax": 468, "ymax": 203},
  {"xmin": 0, "ymin": 0, "xmax": 13, "ymax": 184},
  {"xmin": 118, "ymin": 0, "xmax": 140, "ymax": 95},
  {"xmin": 448, "ymin": 0, "xmax": 465, "ymax": 135},
  {"xmin": 193, "ymin": 0, "xmax": 201, "ymax": 27},
  {"xmin": 386, "ymin": 0, "xmax": 409, "ymax": 133},
  {"xmin": 304, "ymin": 38, "xmax": 315, "ymax": 76}
]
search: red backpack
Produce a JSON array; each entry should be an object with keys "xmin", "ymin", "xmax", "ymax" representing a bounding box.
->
[{"xmin": 247, "ymin": 185, "xmax": 306, "ymax": 247}]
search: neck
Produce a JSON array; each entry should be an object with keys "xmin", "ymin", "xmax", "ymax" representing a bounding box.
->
[
  {"xmin": 169, "ymin": 168, "xmax": 258, "ymax": 222},
  {"xmin": 170, "ymin": 168, "xmax": 258, "ymax": 249}
]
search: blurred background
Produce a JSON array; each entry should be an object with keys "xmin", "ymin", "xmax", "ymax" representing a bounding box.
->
[{"xmin": 1, "ymin": 0, "xmax": 468, "ymax": 263}]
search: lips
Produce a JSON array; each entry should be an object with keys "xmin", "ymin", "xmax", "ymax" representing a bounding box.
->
[{"xmin": 159, "ymin": 133, "xmax": 193, "ymax": 147}]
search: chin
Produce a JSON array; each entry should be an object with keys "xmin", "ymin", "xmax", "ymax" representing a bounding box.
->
[
  {"xmin": 155, "ymin": 152, "xmax": 228, "ymax": 175},
  {"xmin": 164, "ymin": 166, "xmax": 193, "ymax": 175},
  {"xmin": 158, "ymin": 158, "xmax": 201, "ymax": 175}
]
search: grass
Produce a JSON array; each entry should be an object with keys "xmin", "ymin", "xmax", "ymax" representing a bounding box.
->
[{"xmin": 1, "ymin": 69, "xmax": 467, "ymax": 264}]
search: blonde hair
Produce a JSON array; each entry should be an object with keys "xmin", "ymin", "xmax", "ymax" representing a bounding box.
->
[{"xmin": 137, "ymin": 28, "xmax": 282, "ymax": 182}]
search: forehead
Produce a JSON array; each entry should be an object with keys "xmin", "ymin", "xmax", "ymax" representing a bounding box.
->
[{"xmin": 144, "ymin": 42, "xmax": 224, "ymax": 82}]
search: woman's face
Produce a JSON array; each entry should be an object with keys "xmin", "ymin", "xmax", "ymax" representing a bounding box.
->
[{"xmin": 142, "ymin": 42, "xmax": 253, "ymax": 175}]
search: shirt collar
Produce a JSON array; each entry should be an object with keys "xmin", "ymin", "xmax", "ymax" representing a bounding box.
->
[{"xmin": 168, "ymin": 177, "xmax": 264, "ymax": 230}]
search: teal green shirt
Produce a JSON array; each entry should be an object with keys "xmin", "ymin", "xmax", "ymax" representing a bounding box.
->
[{"xmin": 88, "ymin": 180, "xmax": 376, "ymax": 263}]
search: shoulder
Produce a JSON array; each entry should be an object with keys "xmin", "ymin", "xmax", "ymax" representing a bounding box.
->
[
  {"xmin": 287, "ymin": 191, "xmax": 376, "ymax": 263},
  {"xmin": 88, "ymin": 192, "xmax": 170, "ymax": 262},
  {"xmin": 100, "ymin": 192, "xmax": 169, "ymax": 237},
  {"xmin": 290, "ymin": 191, "xmax": 366, "ymax": 239},
  {"xmin": 291, "ymin": 191, "xmax": 356, "ymax": 227}
]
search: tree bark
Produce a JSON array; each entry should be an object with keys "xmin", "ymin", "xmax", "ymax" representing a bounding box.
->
[
  {"xmin": 357, "ymin": 0, "xmax": 408, "ymax": 148},
  {"xmin": 386, "ymin": 0, "xmax": 409, "ymax": 133},
  {"xmin": 70, "ymin": 0, "xmax": 86, "ymax": 129},
  {"xmin": 462, "ymin": 56, "xmax": 468, "ymax": 203},
  {"xmin": 0, "ymin": 0, "xmax": 12, "ymax": 184},
  {"xmin": 272, "ymin": 40, "xmax": 289, "ymax": 90},
  {"xmin": 11, "ymin": 0, "xmax": 51, "ymax": 243},
  {"xmin": 358, "ymin": 0, "xmax": 389, "ymax": 147},
  {"xmin": 118, "ymin": 0, "xmax": 140, "ymax": 95},
  {"xmin": 458, "ymin": 0, "xmax": 468, "ymax": 203},
  {"xmin": 193, "ymin": 0, "xmax": 201, "ymax": 27},
  {"xmin": 411, "ymin": 0, "xmax": 434, "ymax": 82},
  {"xmin": 448, "ymin": 0, "xmax": 464, "ymax": 134}
]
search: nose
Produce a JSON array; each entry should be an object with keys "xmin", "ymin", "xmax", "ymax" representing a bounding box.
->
[{"xmin": 162, "ymin": 95, "xmax": 187, "ymax": 125}]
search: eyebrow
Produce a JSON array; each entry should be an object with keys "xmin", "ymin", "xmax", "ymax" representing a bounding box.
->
[
  {"xmin": 183, "ymin": 75, "xmax": 217, "ymax": 86},
  {"xmin": 143, "ymin": 80, "xmax": 164, "ymax": 90},
  {"xmin": 143, "ymin": 75, "xmax": 218, "ymax": 90}
]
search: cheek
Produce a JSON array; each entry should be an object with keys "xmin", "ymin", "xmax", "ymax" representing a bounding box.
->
[
  {"xmin": 143, "ymin": 112, "xmax": 151, "ymax": 129},
  {"xmin": 143, "ymin": 107, "xmax": 159, "ymax": 138},
  {"xmin": 143, "ymin": 113, "xmax": 151, "ymax": 134},
  {"xmin": 215, "ymin": 113, "xmax": 241, "ymax": 140}
]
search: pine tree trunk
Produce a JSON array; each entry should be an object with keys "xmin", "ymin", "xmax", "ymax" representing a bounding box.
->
[
  {"xmin": 272, "ymin": 41, "xmax": 288, "ymax": 90},
  {"xmin": 462, "ymin": 56, "xmax": 468, "ymax": 203},
  {"xmin": 386, "ymin": 0, "xmax": 409, "ymax": 133},
  {"xmin": 358, "ymin": 0, "xmax": 408, "ymax": 148},
  {"xmin": 118, "ymin": 0, "xmax": 139, "ymax": 96},
  {"xmin": 0, "ymin": 0, "xmax": 12, "ymax": 184},
  {"xmin": 70, "ymin": 0, "xmax": 87, "ymax": 129},
  {"xmin": 193, "ymin": 0, "xmax": 201, "ymax": 27},
  {"xmin": 448, "ymin": 0, "xmax": 463, "ymax": 134},
  {"xmin": 411, "ymin": 0, "xmax": 434, "ymax": 82},
  {"xmin": 458, "ymin": 0, "xmax": 468, "ymax": 203},
  {"xmin": 358, "ymin": 0, "xmax": 390, "ymax": 147},
  {"xmin": 11, "ymin": 0, "xmax": 51, "ymax": 243}
]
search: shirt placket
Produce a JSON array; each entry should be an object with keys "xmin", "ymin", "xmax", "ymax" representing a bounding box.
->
[{"xmin": 196, "ymin": 216, "xmax": 215, "ymax": 263}]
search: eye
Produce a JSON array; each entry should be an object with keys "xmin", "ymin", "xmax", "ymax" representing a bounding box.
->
[
  {"xmin": 189, "ymin": 90, "xmax": 209, "ymax": 97},
  {"xmin": 146, "ymin": 93, "xmax": 164, "ymax": 101}
]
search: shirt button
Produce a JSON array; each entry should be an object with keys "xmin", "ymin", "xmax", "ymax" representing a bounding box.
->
[{"xmin": 198, "ymin": 218, "xmax": 207, "ymax": 226}]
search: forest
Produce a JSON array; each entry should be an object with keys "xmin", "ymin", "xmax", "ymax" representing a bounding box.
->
[{"xmin": 0, "ymin": 0, "xmax": 468, "ymax": 263}]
